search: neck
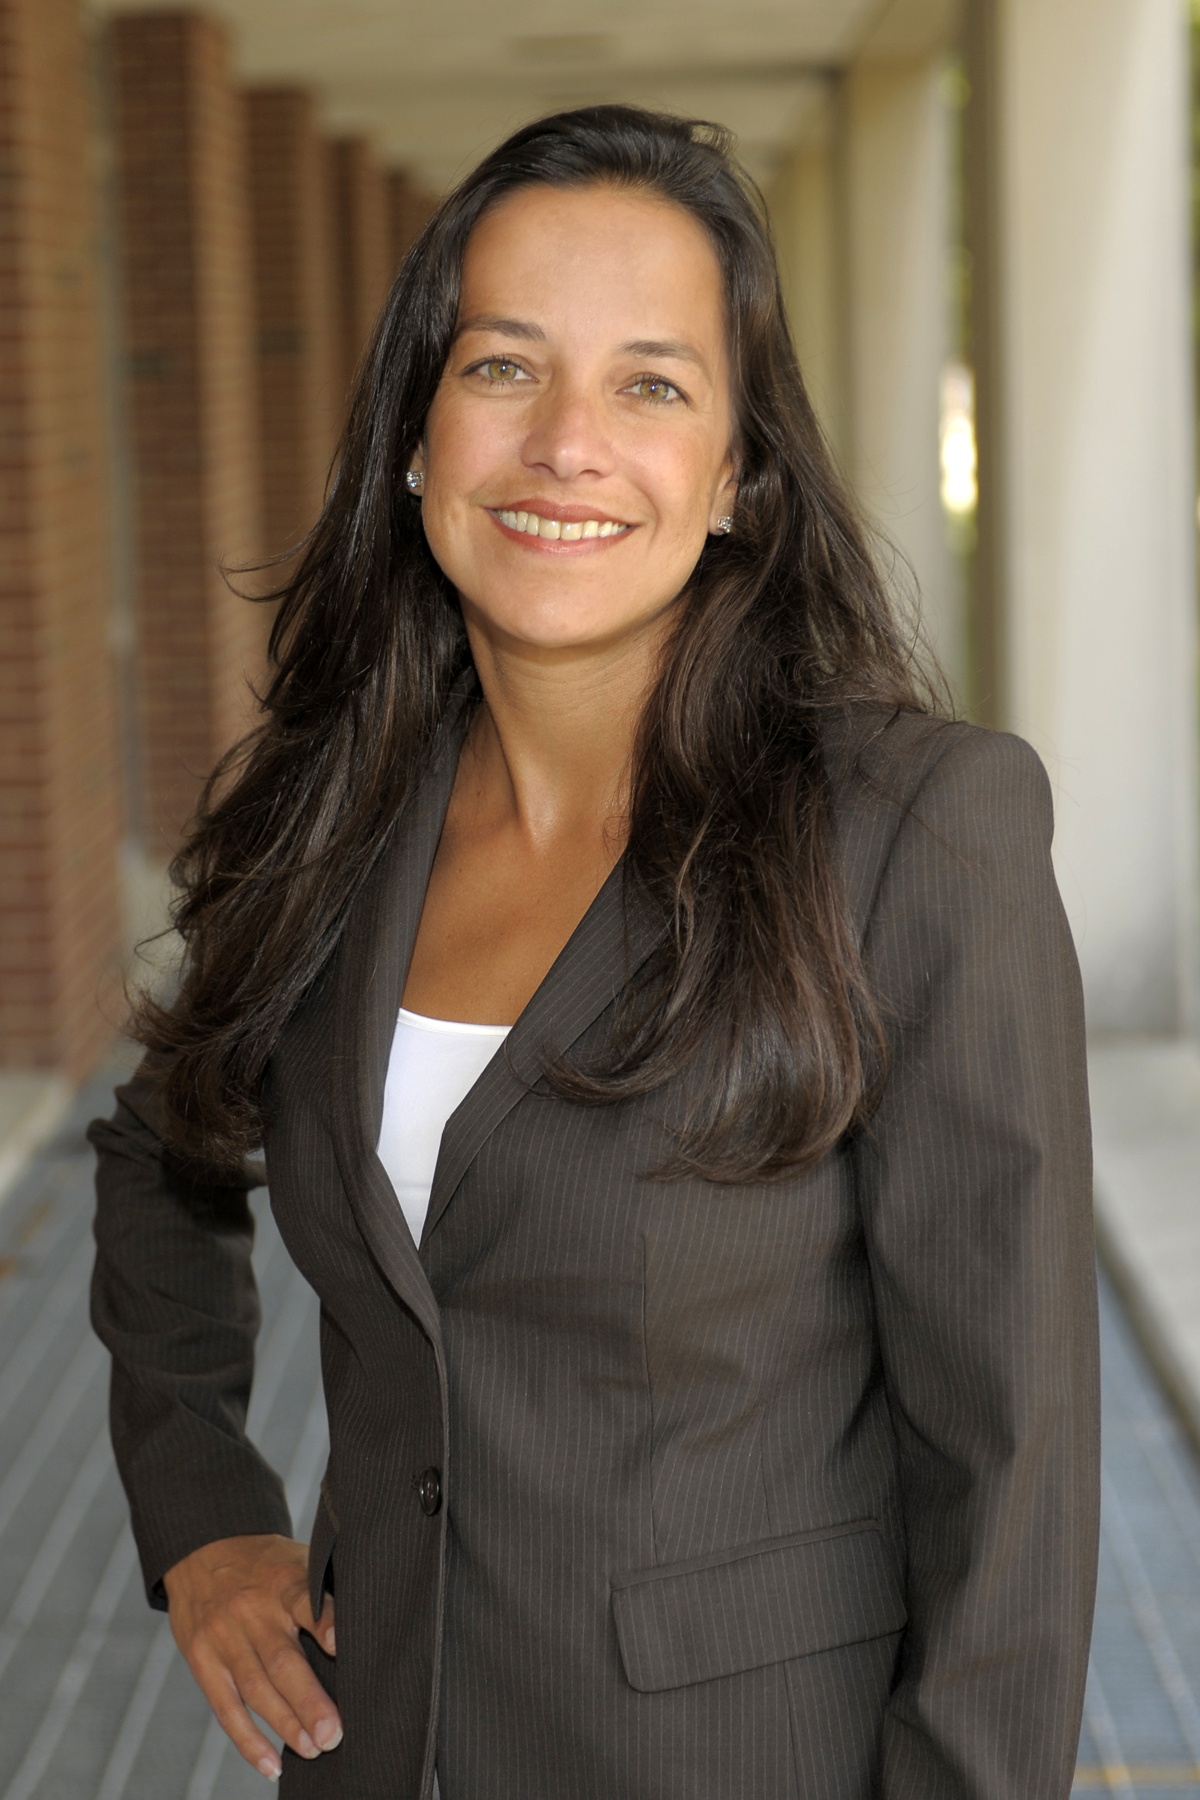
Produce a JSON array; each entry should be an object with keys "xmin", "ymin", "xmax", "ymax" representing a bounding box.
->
[{"xmin": 459, "ymin": 607, "xmax": 673, "ymax": 851}]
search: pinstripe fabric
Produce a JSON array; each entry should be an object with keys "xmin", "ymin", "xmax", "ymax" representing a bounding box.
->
[
  {"xmin": 89, "ymin": 703, "xmax": 1099, "ymax": 1800},
  {"xmin": 611, "ymin": 1523, "xmax": 905, "ymax": 1691}
]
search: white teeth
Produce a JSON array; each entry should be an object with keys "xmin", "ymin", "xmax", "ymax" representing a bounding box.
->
[{"xmin": 494, "ymin": 509, "xmax": 629, "ymax": 539}]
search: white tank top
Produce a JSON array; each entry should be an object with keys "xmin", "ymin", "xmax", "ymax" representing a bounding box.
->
[{"xmin": 377, "ymin": 1007, "xmax": 511, "ymax": 1246}]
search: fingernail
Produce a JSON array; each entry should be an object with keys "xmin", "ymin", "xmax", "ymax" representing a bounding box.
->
[
  {"xmin": 257, "ymin": 1755, "xmax": 281, "ymax": 1780},
  {"xmin": 325, "ymin": 1628, "xmax": 336, "ymax": 1655},
  {"xmin": 315, "ymin": 1721, "xmax": 343, "ymax": 1750},
  {"xmin": 298, "ymin": 1730, "xmax": 319, "ymax": 1759}
]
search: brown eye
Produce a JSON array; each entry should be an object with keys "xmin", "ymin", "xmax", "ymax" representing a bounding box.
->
[
  {"xmin": 484, "ymin": 359, "xmax": 521, "ymax": 382},
  {"xmin": 629, "ymin": 375, "xmax": 680, "ymax": 403}
]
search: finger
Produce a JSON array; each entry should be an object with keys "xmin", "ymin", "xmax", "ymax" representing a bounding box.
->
[
  {"xmin": 188, "ymin": 1632, "xmax": 321, "ymax": 1764},
  {"xmin": 188, "ymin": 1653, "xmax": 289, "ymax": 1781},
  {"xmin": 258, "ymin": 1629, "xmax": 343, "ymax": 1750},
  {"xmin": 226, "ymin": 1642, "xmax": 327, "ymax": 1761},
  {"xmin": 288, "ymin": 1583, "xmax": 337, "ymax": 1658}
]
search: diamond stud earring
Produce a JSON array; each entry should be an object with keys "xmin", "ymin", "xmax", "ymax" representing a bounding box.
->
[
  {"xmin": 715, "ymin": 516, "xmax": 733, "ymax": 535},
  {"xmin": 405, "ymin": 468, "xmax": 424, "ymax": 495}
]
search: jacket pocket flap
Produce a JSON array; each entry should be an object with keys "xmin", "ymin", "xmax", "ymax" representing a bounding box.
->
[{"xmin": 611, "ymin": 1520, "xmax": 905, "ymax": 1693}]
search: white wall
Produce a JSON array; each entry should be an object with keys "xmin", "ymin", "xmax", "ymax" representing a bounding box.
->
[
  {"xmin": 998, "ymin": 0, "xmax": 1198, "ymax": 1034},
  {"xmin": 842, "ymin": 54, "xmax": 966, "ymax": 697},
  {"xmin": 770, "ymin": 52, "xmax": 966, "ymax": 698},
  {"xmin": 770, "ymin": 94, "xmax": 845, "ymax": 463}
]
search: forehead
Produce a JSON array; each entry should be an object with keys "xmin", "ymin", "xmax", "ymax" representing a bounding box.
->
[{"xmin": 458, "ymin": 183, "xmax": 727, "ymax": 353}]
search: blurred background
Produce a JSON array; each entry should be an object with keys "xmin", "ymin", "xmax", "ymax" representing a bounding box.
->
[{"xmin": 2, "ymin": 0, "xmax": 1200, "ymax": 1795}]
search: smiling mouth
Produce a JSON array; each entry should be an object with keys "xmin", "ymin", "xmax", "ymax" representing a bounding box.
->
[{"xmin": 491, "ymin": 507, "xmax": 633, "ymax": 541}]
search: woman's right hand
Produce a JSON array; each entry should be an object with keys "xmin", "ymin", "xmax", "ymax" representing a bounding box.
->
[{"xmin": 163, "ymin": 1533, "xmax": 341, "ymax": 1781}]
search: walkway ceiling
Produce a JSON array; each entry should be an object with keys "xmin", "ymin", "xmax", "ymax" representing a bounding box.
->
[{"xmin": 88, "ymin": 0, "xmax": 956, "ymax": 189}]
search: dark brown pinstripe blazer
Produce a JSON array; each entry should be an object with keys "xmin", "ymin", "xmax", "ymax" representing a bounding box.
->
[{"xmin": 90, "ymin": 693, "xmax": 1100, "ymax": 1800}]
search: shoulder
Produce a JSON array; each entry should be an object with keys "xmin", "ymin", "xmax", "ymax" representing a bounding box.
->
[
  {"xmin": 817, "ymin": 705, "xmax": 1055, "ymax": 931},
  {"xmin": 822, "ymin": 704, "xmax": 1048, "ymax": 815}
]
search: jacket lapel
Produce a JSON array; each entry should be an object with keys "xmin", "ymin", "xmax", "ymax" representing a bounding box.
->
[
  {"xmin": 325, "ymin": 697, "xmax": 911, "ymax": 1313},
  {"xmin": 327, "ymin": 668, "xmax": 668, "ymax": 1282},
  {"xmin": 327, "ymin": 685, "xmax": 475, "ymax": 1338},
  {"xmin": 422, "ymin": 863, "xmax": 667, "ymax": 1243}
]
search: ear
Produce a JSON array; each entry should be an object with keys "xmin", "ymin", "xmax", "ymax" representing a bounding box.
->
[
  {"xmin": 405, "ymin": 445, "xmax": 427, "ymax": 497},
  {"xmin": 707, "ymin": 458, "xmax": 739, "ymax": 536}
]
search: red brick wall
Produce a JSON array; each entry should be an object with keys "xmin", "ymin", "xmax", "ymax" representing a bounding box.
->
[
  {"xmin": 327, "ymin": 135, "xmax": 391, "ymax": 404},
  {"xmin": 247, "ymin": 88, "xmax": 339, "ymax": 561},
  {"xmin": 0, "ymin": 0, "xmax": 124, "ymax": 1073},
  {"xmin": 111, "ymin": 11, "xmax": 265, "ymax": 856}
]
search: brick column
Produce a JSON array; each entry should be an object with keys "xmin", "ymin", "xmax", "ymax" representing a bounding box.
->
[
  {"xmin": 0, "ymin": 0, "xmax": 124, "ymax": 1074},
  {"xmin": 327, "ymin": 135, "xmax": 390, "ymax": 402},
  {"xmin": 110, "ymin": 11, "xmax": 264, "ymax": 857},
  {"xmin": 385, "ymin": 168, "xmax": 436, "ymax": 275},
  {"xmin": 246, "ymin": 88, "xmax": 339, "ymax": 561}
]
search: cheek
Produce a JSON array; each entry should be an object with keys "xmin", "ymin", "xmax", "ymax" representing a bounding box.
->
[
  {"xmin": 428, "ymin": 396, "xmax": 521, "ymax": 499},
  {"xmin": 645, "ymin": 455, "xmax": 722, "ymax": 539},
  {"xmin": 424, "ymin": 415, "xmax": 474, "ymax": 502}
]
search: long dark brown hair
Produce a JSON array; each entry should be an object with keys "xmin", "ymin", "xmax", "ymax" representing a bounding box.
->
[{"xmin": 135, "ymin": 104, "xmax": 935, "ymax": 1181}]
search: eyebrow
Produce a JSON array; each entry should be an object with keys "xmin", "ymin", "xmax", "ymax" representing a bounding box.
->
[
  {"xmin": 453, "ymin": 316, "xmax": 707, "ymax": 370},
  {"xmin": 619, "ymin": 338, "xmax": 706, "ymax": 368},
  {"xmin": 453, "ymin": 314, "xmax": 546, "ymax": 343}
]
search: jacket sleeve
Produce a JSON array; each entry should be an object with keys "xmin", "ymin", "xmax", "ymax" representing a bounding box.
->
[
  {"xmin": 89, "ymin": 1063, "xmax": 293, "ymax": 1608},
  {"xmin": 852, "ymin": 727, "xmax": 1100, "ymax": 1799}
]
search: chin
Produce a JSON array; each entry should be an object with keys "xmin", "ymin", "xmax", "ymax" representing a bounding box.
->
[
  {"xmin": 468, "ymin": 590, "xmax": 654, "ymax": 652},
  {"xmin": 497, "ymin": 618, "xmax": 631, "ymax": 654}
]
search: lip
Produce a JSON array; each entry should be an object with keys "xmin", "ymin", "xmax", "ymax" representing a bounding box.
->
[{"xmin": 490, "ymin": 499, "xmax": 634, "ymax": 528}]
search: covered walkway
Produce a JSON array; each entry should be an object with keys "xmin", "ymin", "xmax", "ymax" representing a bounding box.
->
[
  {"xmin": 1, "ymin": 0, "xmax": 1199, "ymax": 1792},
  {"xmin": 0, "ymin": 1078, "xmax": 1199, "ymax": 1799}
]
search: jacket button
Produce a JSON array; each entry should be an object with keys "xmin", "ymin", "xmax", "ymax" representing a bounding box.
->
[{"xmin": 417, "ymin": 1467, "xmax": 442, "ymax": 1516}]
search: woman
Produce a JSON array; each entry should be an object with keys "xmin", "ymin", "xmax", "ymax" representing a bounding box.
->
[{"xmin": 91, "ymin": 105, "xmax": 1099, "ymax": 1799}]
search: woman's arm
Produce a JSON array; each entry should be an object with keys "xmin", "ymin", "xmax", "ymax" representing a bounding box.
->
[
  {"xmin": 89, "ymin": 1072, "xmax": 340, "ymax": 1777},
  {"xmin": 853, "ymin": 726, "xmax": 1100, "ymax": 1800},
  {"xmin": 89, "ymin": 1075, "xmax": 290, "ymax": 1587}
]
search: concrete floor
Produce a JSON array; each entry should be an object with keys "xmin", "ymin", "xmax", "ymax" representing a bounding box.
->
[
  {"xmin": 0, "ymin": 1069, "xmax": 1198, "ymax": 1798},
  {"xmin": 1090, "ymin": 1041, "xmax": 1200, "ymax": 1456},
  {"xmin": 0, "ymin": 1070, "xmax": 323, "ymax": 1800}
]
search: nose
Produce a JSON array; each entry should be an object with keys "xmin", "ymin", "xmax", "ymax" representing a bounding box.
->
[{"xmin": 520, "ymin": 382, "xmax": 616, "ymax": 483}]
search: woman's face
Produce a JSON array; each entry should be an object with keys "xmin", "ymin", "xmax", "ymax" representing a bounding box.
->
[{"xmin": 417, "ymin": 182, "xmax": 738, "ymax": 658}]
